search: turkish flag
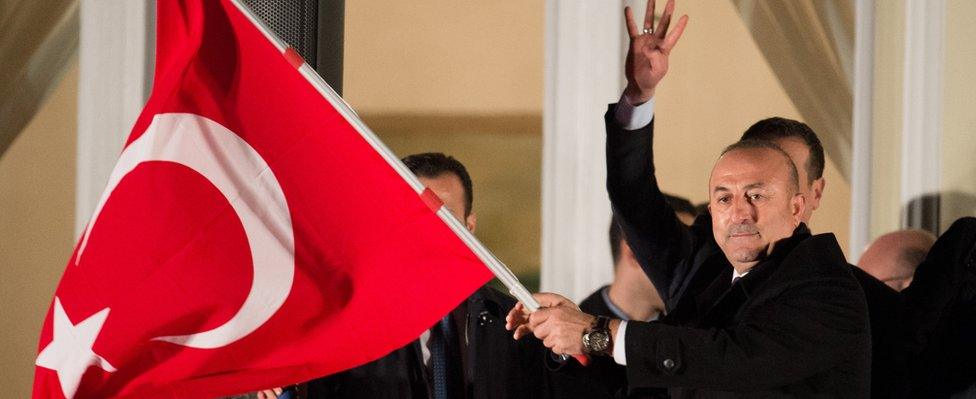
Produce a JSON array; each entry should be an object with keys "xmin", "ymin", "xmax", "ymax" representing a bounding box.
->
[{"xmin": 32, "ymin": 1, "xmax": 493, "ymax": 398}]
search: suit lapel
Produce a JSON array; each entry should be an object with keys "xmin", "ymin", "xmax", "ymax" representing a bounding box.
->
[
  {"xmin": 700, "ymin": 280, "xmax": 749, "ymax": 327},
  {"xmin": 468, "ymin": 288, "xmax": 497, "ymax": 398},
  {"xmin": 693, "ymin": 267, "xmax": 734, "ymax": 320}
]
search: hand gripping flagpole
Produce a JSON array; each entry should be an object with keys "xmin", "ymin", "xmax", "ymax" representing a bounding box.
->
[{"xmin": 229, "ymin": 0, "xmax": 589, "ymax": 366}]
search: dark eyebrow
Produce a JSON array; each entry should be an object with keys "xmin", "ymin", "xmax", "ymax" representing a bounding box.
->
[{"xmin": 712, "ymin": 183, "xmax": 767, "ymax": 195}]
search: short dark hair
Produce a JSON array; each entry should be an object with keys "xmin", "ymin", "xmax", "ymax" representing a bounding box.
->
[
  {"xmin": 402, "ymin": 152, "xmax": 473, "ymax": 216},
  {"xmin": 609, "ymin": 193, "xmax": 695, "ymax": 266},
  {"xmin": 720, "ymin": 140, "xmax": 799, "ymax": 194},
  {"xmin": 740, "ymin": 117, "xmax": 825, "ymax": 183}
]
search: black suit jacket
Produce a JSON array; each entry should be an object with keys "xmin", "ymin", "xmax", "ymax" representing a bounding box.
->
[
  {"xmin": 605, "ymin": 105, "xmax": 871, "ymax": 397},
  {"xmin": 902, "ymin": 217, "xmax": 976, "ymax": 397},
  {"xmin": 307, "ymin": 286, "xmax": 598, "ymax": 399},
  {"xmin": 848, "ymin": 265, "xmax": 911, "ymax": 398}
]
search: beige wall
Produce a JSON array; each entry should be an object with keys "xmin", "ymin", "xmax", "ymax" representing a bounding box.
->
[
  {"xmin": 0, "ymin": 61, "xmax": 77, "ymax": 398},
  {"xmin": 344, "ymin": 1, "xmax": 548, "ymax": 276},
  {"xmin": 869, "ymin": 0, "xmax": 906, "ymax": 240},
  {"xmin": 941, "ymin": 0, "xmax": 976, "ymax": 227},
  {"xmin": 344, "ymin": 1, "xmax": 545, "ymax": 115}
]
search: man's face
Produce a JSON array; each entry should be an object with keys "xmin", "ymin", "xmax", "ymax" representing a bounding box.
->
[
  {"xmin": 858, "ymin": 230, "xmax": 935, "ymax": 292},
  {"xmin": 773, "ymin": 137, "xmax": 824, "ymax": 223},
  {"xmin": 418, "ymin": 173, "xmax": 476, "ymax": 233},
  {"xmin": 708, "ymin": 148, "xmax": 804, "ymax": 268}
]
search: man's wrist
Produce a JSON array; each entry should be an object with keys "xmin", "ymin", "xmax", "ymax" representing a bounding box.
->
[
  {"xmin": 608, "ymin": 319, "xmax": 621, "ymax": 354},
  {"xmin": 623, "ymin": 84, "xmax": 655, "ymax": 106},
  {"xmin": 582, "ymin": 315, "xmax": 613, "ymax": 356}
]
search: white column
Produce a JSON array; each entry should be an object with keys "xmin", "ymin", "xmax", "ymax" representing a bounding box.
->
[
  {"xmin": 76, "ymin": 0, "xmax": 155, "ymax": 235},
  {"xmin": 849, "ymin": 0, "xmax": 874, "ymax": 263},
  {"xmin": 900, "ymin": 0, "xmax": 944, "ymax": 232},
  {"xmin": 540, "ymin": 0, "xmax": 627, "ymax": 301}
]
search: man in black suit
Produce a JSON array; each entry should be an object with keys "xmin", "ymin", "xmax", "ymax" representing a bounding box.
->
[
  {"xmin": 599, "ymin": 5, "xmax": 910, "ymax": 394},
  {"xmin": 737, "ymin": 117, "xmax": 913, "ymax": 399},
  {"xmin": 507, "ymin": 1, "xmax": 870, "ymax": 396},
  {"xmin": 299, "ymin": 153, "xmax": 598, "ymax": 399}
]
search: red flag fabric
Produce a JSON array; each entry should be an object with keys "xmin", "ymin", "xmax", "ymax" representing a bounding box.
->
[{"xmin": 32, "ymin": 1, "xmax": 493, "ymax": 398}]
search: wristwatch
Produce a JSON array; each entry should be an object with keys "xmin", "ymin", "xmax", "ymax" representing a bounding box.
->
[{"xmin": 582, "ymin": 315, "xmax": 612, "ymax": 356}]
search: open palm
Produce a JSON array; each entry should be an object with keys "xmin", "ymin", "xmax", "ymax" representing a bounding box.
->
[{"xmin": 623, "ymin": 0, "xmax": 689, "ymax": 104}]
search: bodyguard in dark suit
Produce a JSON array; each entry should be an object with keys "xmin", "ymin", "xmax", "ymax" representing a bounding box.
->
[{"xmin": 506, "ymin": 1, "xmax": 870, "ymax": 396}]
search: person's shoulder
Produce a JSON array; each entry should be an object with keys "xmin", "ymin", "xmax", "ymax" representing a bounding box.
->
[
  {"xmin": 790, "ymin": 233, "xmax": 846, "ymax": 268},
  {"xmin": 902, "ymin": 217, "xmax": 976, "ymax": 309},
  {"xmin": 849, "ymin": 264, "xmax": 905, "ymax": 312},
  {"xmin": 578, "ymin": 286, "xmax": 611, "ymax": 317},
  {"xmin": 472, "ymin": 285, "xmax": 517, "ymax": 312},
  {"xmin": 782, "ymin": 233, "xmax": 860, "ymax": 284},
  {"xmin": 918, "ymin": 216, "xmax": 976, "ymax": 271},
  {"xmin": 849, "ymin": 265, "xmax": 898, "ymax": 297},
  {"xmin": 776, "ymin": 234, "xmax": 869, "ymax": 310}
]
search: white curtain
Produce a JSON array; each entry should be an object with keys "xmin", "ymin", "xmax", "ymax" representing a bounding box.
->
[
  {"xmin": 540, "ymin": 0, "xmax": 626, "ymax": 301},
  {"xmin": 731, "ymin": 0, "xmax": 854, "ymax": 179},
  {"xmin": 0, "ymin": 0, "xmax": 78, "ymax": 157}
]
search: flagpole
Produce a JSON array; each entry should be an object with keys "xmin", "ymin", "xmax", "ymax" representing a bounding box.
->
[{"xmin": 227, "ymin": 0, "xmax": 542, "ymax": 312}]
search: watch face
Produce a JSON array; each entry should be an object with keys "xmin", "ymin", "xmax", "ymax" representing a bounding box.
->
[{"xmin": 585, "ymin": 330, "xmax": 610, "ymax": 353}]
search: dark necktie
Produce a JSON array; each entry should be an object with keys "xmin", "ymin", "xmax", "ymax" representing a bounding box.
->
[
  {"xmin": 429, "ymin": 314, "xmax": 463, "ymax": 399},
  {"xmin": 731, "ymin": 276, "xmax": 742, "ymax": 287}
]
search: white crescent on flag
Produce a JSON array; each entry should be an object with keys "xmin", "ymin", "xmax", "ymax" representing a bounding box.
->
[{"xmin": 75, "ymin": 112, "xmax": 295, "ymax": 349}]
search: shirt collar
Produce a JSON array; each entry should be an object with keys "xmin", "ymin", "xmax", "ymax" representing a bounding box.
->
[
  {"xmin": 731, "ymin": 269, "xmax": 749, "ymax": 282},
  {"xmin": 601, "ymin": 286, "xmax": 660, "ymax": 322}
]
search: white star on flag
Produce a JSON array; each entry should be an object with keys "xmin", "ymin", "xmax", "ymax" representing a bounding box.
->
[{"xmin": 35, "ymin": 297, "xmax": 116, "ymax": 399}]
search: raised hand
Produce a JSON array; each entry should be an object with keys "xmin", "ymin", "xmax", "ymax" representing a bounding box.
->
[{"xmin": 623, "ymin": 0, "xmax": 689, "ymax": 104}]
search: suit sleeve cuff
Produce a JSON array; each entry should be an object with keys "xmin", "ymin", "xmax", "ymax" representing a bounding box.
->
[
  {"xmin": 613, "ymin": 320, "xmax": 628, "ymax": 365},
  {"xmin": 614, "ymin": 94, "xmax": 655, "ymax": 130}
]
